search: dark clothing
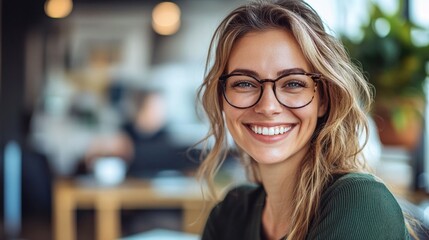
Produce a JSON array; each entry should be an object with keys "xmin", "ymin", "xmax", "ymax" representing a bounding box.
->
[
  {"xmin": 202, "ymin": 173, "xmax": 410, "ymax": 240},
  {"xmin": 122, "ymin": 123, "xmax": 198, "ymax": 177}
]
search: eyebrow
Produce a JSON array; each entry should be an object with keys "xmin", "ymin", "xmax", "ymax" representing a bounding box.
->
[{"xmin": 229, "ymin": 68, "xmax": 307, "ymax": 77}]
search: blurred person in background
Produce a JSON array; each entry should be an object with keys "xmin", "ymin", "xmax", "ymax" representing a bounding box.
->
[
  {"xmin": 196, "ymin": 0, "xmax": 416, "ymax": 239},
  {"xmin": 81, "ymin": 86, "xmax": 194, "ymax": 234},
  {"xmin": 82, "ymin": 87, "xmax": 193, "ymax": 177}
]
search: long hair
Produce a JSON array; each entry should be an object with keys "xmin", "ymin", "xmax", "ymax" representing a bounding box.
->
[{"xmin": 197, "ymin": 0, "xmax": 373, "ymax": 239}]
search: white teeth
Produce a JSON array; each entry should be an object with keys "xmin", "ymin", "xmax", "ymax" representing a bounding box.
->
[
  {"xmin": 251, "ymin": 125, "xmax": 292, "ymax": 136},
  {"xmin": 263, "ymin": 127, "xmax": 269, "ymax": 135}
]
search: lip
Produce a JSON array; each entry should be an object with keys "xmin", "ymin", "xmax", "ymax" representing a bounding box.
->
[{"xmin": 244, "ymin": 122, "xmax": 295, "ymax": 143}]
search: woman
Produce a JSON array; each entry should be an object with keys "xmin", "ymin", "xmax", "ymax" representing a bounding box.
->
[{"xmin": 196, "ymin": 0, "xmax": 414, "ymax": 239}]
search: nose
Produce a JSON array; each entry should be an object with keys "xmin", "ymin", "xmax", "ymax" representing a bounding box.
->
[{"xmin": 253, "ymin": 84, "xmax": 283, "ymax": 116}]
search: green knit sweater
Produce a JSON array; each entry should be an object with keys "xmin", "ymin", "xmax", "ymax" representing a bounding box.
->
[{"xmin": 201, "ymin": 173, "xmax": 410, "ymax": 240}]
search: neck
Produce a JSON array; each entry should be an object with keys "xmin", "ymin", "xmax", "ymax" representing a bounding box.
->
[
  {"xmin": 259, "ymin": 159, "xmax": 300, "ymax": 240},
  {"xmin": 261, "ymin": 163, "xmax": 296, "ymax": 207}
]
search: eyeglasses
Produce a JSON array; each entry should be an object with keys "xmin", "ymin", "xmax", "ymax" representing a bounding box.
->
[{"xmin": 219, "ymin": 72, "xmax": 321, "ymax": 109}]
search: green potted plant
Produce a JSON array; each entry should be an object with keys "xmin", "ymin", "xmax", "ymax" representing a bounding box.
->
[{"xmin": 341, "ymin": 0, "xmax": 429, "ymax": 149}]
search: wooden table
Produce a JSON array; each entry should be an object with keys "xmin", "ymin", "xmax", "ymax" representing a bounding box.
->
[{"xmin": 53, "ymin": 177, "xmax": 216, "ymax": 240}]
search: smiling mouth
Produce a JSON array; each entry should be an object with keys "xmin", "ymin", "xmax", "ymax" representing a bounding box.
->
[{"xmin": 249, "ymin": 125, "xmax": 293, "ymax": 136}]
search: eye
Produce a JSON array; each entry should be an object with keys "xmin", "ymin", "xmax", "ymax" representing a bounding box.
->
[
  {"xmin": 227, "ymin": 75, "xmax": 259, "ymax": 91},
  {"xmin": 282, "ymin": 80, "xmax": 308, "ymax": 89},
  {"xmin": 231, "ymin": 80, "xmax": 258, "ymax": 88},
  {"xmin": 278, "ymin": 74, "xmax": 312, "ymax": 91}
]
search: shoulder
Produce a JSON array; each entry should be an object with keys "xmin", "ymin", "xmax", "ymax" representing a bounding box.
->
[
  {"xmin": 307, "ymin": 172, "xmax": 410, "ymax": 240},
  {"xmin": 323, "ymin": 172, "xmax": 398, "ymax": 204},
  {"xmin": 323, "ymin": 172, "xmax": 405, "ymax": 218},
  {"xmin": 221, "ymin": 184, "xmax": 264, "ymax": 205},
  {"xmin": 210, "ymin": 184, "xmax": 264, "ymax": 219},
  {"xmin": 201, "ymin": 184, "xmax": 264, "ymax": 240}
]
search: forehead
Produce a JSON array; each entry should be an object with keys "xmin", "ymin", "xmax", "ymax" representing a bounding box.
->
[{"xmin": 227, "ymin": 29, "xmax": 311, "ymax": 76}]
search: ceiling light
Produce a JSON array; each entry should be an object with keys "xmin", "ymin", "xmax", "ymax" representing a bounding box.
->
[
  {"xmin": 152, "ymin": 2, "xmax": 181, "ymax": 36},
  {"xmin": 45, "ymin": 0, "xmax": 73, "ymax": 19}
]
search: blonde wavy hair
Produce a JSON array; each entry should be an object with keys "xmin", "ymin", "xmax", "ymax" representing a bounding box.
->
[{"xmin": 196, "ymin": 0, "xmax": 378, "ymax": 239}]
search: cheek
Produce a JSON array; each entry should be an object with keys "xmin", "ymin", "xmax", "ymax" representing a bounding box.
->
[
  {"xmin": 295, "ymin": 101, "xmax": 321, "ymax": 133},
  {"xmin": 223, "ymin": 107, "xmax": 236, "ymax": 126},
  {"xmin": 223, "ymin": 104, "xmax": 244, "ymax": 136}
]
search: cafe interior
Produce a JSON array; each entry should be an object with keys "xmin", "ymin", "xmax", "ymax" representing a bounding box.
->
[{"xmin": 1, "ymin": 0, "xmax": 429, "ymax": 239}]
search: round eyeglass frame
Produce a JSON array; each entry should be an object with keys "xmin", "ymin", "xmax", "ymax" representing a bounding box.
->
[{"xmin": 219, "ymin": 72, "xmax": 322, "ymax": 109}]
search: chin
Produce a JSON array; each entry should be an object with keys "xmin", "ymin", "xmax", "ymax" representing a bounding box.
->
[{"xmin": 249, "ymin": 152, "xmax": 289, "ymax": 165}]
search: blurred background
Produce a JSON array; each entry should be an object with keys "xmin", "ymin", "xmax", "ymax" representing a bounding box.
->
[{"xmin": 0, "ymin": 0, "xmax": 428, "ymax": 239}]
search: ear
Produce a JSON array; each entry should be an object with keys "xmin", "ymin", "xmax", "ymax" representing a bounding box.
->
[
  {"xmin": 317, "ymin": 83, "xmax": 329, "ymax": 117},
  {"xmin": 317, "ymin": 98, "xmax": 328, "ymax": 117}
]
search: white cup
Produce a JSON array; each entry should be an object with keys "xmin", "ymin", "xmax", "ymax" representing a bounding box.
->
[{"xmin": 93, "ymin": 157, "xmax": 126, "ymax": 186}]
